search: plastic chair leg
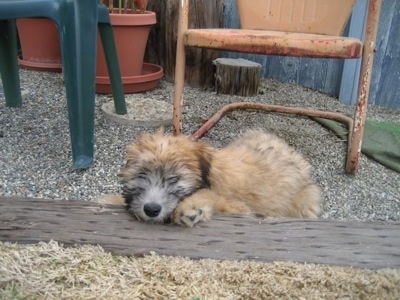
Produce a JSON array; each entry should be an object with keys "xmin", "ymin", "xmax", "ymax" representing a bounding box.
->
[
  {"xmin": 0, "ymin": 20, "xmax": 22, "ymax": 107},
  {"xmin": 98, "ymin": 22, "xmax": 126, "ymax": 115},
  {"xmin": 58, "ymin": 0, "xmax": 98, "ymax": 169}
]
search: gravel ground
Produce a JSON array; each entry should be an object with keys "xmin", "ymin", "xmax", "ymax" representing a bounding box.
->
[{"xmin": 1, "ymin": 69, "xmax": 399, "ymax": 222}]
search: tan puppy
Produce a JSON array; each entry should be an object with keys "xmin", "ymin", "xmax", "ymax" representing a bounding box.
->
[{"xmin": 96, "ymin": 130, "xmax": 321, "ymax": 226}]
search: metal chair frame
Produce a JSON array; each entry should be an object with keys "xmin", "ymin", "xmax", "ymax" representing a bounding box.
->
[{"xmin": 172, "ymin": 0, "xmax": 382, "ymax": 174}]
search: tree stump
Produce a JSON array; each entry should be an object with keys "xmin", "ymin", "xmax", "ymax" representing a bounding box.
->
[{"xmin": 214, "ymin": 58, "xmax": 261, "ymax": 96}]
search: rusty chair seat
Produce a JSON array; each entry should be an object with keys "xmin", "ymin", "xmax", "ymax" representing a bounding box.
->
[{"xmin": 184, "ymin": 29, "xmax": 363, "ymax": 59}]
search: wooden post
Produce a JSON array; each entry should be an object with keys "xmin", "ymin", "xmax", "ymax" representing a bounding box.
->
[
  {"xmin": 214, "ymin": 58, "xmax": 261, "ymax": 96},
  {"xmin": 145, "ymin": 0, "xmax": 225, "ymax": 88}
]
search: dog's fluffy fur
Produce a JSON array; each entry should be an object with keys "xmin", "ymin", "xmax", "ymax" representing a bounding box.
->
[{"xmin": 95, "ymin": 130, "xmax": 321, "ymax": 226}]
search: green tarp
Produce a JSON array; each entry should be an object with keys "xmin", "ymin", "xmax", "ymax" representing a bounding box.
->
[{"xmin": 314, "ymin": 118, "xmax": 400, "ymax": 173}]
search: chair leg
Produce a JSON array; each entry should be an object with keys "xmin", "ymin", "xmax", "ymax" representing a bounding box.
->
[
  {"xmin": 58, "ymin": 0, "xmax": 98, "ymax": 169},
  {"xmin": 172, "ymin": 0, "xmax": 190, "ymax": 136},
  {"xmin": 172, "ymin": 44, "xmax": 186, "ymax": 136},
  {"xmin": 345, "ymin": 0, "xmax": 381, "ymax": 174},
  {"xmin": 98, "ymin": 22, "xmax": 126, "ymax": 115},
  {"xmin": 0, "ymin": 20, "xmax": 22, "ymax": 107},
  {"xmin": 346, "ymin": 88, "xmax": 366, "ymax": 174}
]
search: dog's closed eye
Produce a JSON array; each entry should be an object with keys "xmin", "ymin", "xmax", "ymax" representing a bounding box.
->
[
  {"xmin": 123, "ymin": 186, "xmax": 143, "ymax": 196},
  {"xmin": 137, "ymin": 172, "xmax": 149, "ymax": 180},
  {"xmin": 166, "ymin": 175, "xmax": 180, "ymax": 185}
]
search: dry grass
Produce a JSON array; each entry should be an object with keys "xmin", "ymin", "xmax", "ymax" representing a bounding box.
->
[{"xmin": 1, "ymin": 241, "xmax": 399, "ymax": 299}]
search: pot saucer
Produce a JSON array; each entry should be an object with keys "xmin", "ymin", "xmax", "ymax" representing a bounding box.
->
[
  {"xmin": 96, "ymin": 63, "xmax": 163, "ymax": 94},
  {"xmin": 18, "ymin": 56, "xmax": 62, "ymax": 73}
]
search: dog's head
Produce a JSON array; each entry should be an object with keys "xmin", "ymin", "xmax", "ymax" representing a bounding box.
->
[{"xmin": 119, "ymin": 132, "xmax": 213, "ymax": 223}]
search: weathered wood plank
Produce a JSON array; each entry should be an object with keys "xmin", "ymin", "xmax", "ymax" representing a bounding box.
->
[
  {"xmin": 145, "ymin": 0, "xmax": 224, "ymax": 88},
  {"xmin": 1, "ymin": 196, "xmax": 399, "ymax": 269}
]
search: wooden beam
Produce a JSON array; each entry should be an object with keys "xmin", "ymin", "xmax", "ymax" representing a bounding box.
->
[{"xmin": 1, "ymin": 196, "xmax": 399, "ymax": 269}]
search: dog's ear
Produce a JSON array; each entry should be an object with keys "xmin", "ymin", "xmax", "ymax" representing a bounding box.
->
[
  {"xmin": 125, "ymin": 143, "xmax": 140, "ymax": 167},
  {"xmin": 120, "ymin": 138, "xmax": 152, "ymax": 180},
  {"xmin": 195, "ymin": 142, "xmax": 213, "ymax": 188},
  {"xmin": 117, "ymin": 143, "xmax": 138, "ymax": 179}
]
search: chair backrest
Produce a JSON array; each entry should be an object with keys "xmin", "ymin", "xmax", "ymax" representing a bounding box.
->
[{"xmin": 236, "ymin": 0, "xmax": 357, "ymax": 35}]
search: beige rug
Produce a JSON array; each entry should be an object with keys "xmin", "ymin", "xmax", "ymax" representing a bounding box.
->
[{"xmin": 1, "ymin": 241, "xmax": 399, "ymax": 299}]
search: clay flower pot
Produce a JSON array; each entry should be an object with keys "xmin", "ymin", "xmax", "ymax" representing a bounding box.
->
[
  {"xmin": 95, "ymin": 9, "xmax": 163, "ymax": 94},
  {"xmin": 16, "ymin": 18, "xmax": 62, "ymax": 72}
]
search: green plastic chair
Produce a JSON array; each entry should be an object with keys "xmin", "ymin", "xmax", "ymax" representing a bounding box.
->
[{"xmin": 0, "ymin": 0, "xmax": 127, "ymax": 169}]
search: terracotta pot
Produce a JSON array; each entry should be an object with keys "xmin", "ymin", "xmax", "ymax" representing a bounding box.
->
[
  {"xmin": 236, "ymin": 0, "xmax": 356, "ymax": 35},
  {"xmin": 96, "ymin": 10, "xmax": 163, "ymax": 94},
  {"xmin": 16, "ymin": 18, "xmax": 62, "ymax": 72}
]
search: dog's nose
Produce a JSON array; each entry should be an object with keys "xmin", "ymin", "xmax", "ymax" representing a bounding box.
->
[{"xmin": 143, "ymin": 203, "xmax": 162, "ymax": 217}]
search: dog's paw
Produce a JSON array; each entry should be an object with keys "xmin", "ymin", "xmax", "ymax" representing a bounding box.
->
[{"xmin": 172, "ymin": 204, "xmax": 212, "ymax": 227}]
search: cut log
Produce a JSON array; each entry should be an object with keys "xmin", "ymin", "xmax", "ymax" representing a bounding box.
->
[
  {"xmin": 214, "ymin": 58, "xmax": 261, "ymax": 96},
  {"xmin": 1, "ymin": 196, "xmax": 400, "ymax": 269}
]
